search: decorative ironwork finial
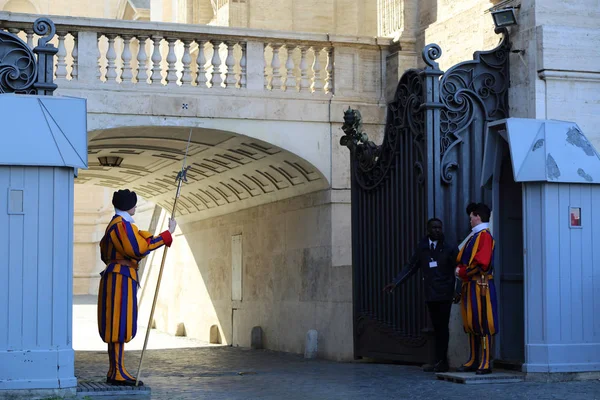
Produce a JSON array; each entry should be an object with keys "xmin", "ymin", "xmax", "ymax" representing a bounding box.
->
[
  {"xmin": 340, "ymin": 107, "xmax": 368, "ymax": 148},
  {"xmin": 422, "ymin": 44, "xmax": 442, "ymax": 69},
  {"xmin": 33, "ymin": 17, "xmax": 56, "ymax": 47}
]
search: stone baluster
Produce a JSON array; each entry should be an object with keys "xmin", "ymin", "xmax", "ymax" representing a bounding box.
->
[
  {"xmin": 239, "ymin": 42, "xmax": 246, "ymax": 88},
  {"xmin": 136, "ymin": 35, "xmax": 149, "ymax": 84},
  {"xmin": 120, "ymin": 35, "xmax": 133, "ymax": 83},
  {"xmin": 270, "ymin": 44, "xmax": 282, "ymax": 90},
  {"xmin": 210, "ymin": 40, "xmax": 222, "ymax": 88},
  {"xmin": 299, "ymin": 46, "xmax": 310, "ymax": 92},
  {"xmin": 195, "ymin": 40, "xmax": 207, "ymax": 87},
  {"xmin": 55, "ymin": 31, "xmax": 68, "ymax": 80},
  {"xmin": 324, "ymin": 47, "xmax": 333, "ymax": 94},
  {"xmin": 181, "ymin": 39, "xmax": 193, "ymax": 86},
  {"xmin": 97, "ymin": 34, "xmax": 102, "ymax": 81},
  {"xmin": 70, "ymin": 32, "xmax": 78, "ymax": 80},
  {"xmin": 25, "ymin": 29, "xmax": 34, "ymax": 49},
  {"xmin": 166, "ymin": 38, "xmax": 179, "ymax": 86},
  {"xmin": 311, "ymin": 46, "xmax": 324, "ymax": 93},
  {"xmin": 151, "ymin": 35, "xmax": 163, "ymax": 85},
  {"xmin": 105, "ymin": 34, "xmax": 118, "ymax": 82},
  {"xmin": 284, "ymin": 44, "xmax": 297, "ymax": 91},
  {"xmin": 263, "ymin": 43, "xmax": 270, "ymax": 90},
  {"xmin": 224, "ymin": 41, "xmax": 237, "ymax": 88},
  {"xmin": 7, "ymin": 28, "xmax": 20, "ymax": 37}
]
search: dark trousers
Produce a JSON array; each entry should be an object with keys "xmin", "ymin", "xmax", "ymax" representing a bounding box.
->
[{"xmin": 426, "ymin": 301, "xmax": 453, "ymax": 363}]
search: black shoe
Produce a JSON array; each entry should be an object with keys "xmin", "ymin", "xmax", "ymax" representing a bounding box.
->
[
  {"xmin": 433, "ymin": 360, "xmax": 449, "ymax": 373},
  {"xmin": 476, "ymin": 368, "xmax": 492, "ymax": 375},
  {"xmin": 422, "ymin": 363, "xmax": 435, "ymax": 372},
  {"xmin": 457, "ymin": 364, "xmax": 478, "ymax": 373},
  {"xmin": 107, "ymin": 377, "xmax": 144, "ymax": 386}
]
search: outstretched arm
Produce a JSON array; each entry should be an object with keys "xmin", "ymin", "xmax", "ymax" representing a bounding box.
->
[
  {"xmin": 384, "ymin": 248, "xmax": 420, "ymax": 292},
  {"xmin": 111, "ymin": 221, "xmax": 173, "ymax": 259}
]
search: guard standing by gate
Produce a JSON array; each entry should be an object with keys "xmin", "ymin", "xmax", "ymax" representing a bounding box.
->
[
  {"xmin": 455, "ymin": 203, "xmax": 498, "ymax": 375},
  {"xmin": 97, "ymin": 189, "xmax": 177, "ymax": 386},
  {"xmin": 384, "ymin": 218, "xmax": 460, "ymax": 372}
]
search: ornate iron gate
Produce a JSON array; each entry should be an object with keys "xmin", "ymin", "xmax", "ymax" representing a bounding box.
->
[{"xmin": 341, "ymin": 29, "xmax": 510, "ymax": 362}]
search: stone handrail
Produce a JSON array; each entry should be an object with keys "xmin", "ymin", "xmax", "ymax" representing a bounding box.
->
[{"xmin": 0, "ymin": 12, "xmax": 389, "ymax": 96}]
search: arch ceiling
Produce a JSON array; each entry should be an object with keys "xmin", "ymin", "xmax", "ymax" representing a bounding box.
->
[{"xmin": 78, "ymin": 126, "xmax": 328, "ymax": 221}]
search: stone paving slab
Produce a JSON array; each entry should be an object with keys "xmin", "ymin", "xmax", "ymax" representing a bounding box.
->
[
  {"xmin": 75, "ymin": 347, "xmax": 600, "ymax": 400},
  {"xmin": 71, "ymin": 296, "xmax": 600, "ymax": 399},
  {"xmin": 436, "ymin": 371, "xmax": 524, "ymax": 384}
]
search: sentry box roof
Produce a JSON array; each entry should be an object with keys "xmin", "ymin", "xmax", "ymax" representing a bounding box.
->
[
  {"xmin": 0, "ymin": 94, "xmax": 87, "ymax": 170},
  {"xmin": 482, "ymin": 118, "xmax": 600, "ymax": 186}
]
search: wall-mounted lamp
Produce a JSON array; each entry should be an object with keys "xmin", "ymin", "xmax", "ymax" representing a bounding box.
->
[
  {"xmin": 491, "ymin": 7, "xmax": 519, "ymax": 28},
  {"xmin": 98, "ymin": 156, "xmax": 124, "ymax": 167}
]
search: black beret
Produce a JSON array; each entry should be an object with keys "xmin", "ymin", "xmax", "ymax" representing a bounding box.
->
[{"xmin": 112, "ymin": 189, "xmax": 137, "ymax": 211}]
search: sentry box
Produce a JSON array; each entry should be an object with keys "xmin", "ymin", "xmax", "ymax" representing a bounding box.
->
[
  {"xmin": 482, "ymin": 117, "xmax": 600, "ymax": 376},
  {"xmin": 0, "ymin": 94, "xmax": 87, "ymax": 392}
]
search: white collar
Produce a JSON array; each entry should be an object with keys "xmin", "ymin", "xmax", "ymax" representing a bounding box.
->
[
  {"xmin": 472, "ymin": 222, "xmax": 489, "ymax": 234},
  {"xmin": 429, "ymin": 238, "xmax": 438, "ymax": 245},
  {"xmin": 115, "ymin": 209, "xmax": 135, "ymax": 224}
]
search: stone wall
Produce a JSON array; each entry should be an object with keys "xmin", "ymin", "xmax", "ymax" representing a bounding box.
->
[
  {"xmin": 136, "ymin": 189, "xmax": 355, "ymax": 360},
  {"xmin": 243, "ymin": 0, "xmax": 377, "ymax": 36},
  {"xmin": 533, "ymin": 0, "xmax": 600, "ymax": 146},
  {"xmin": 2, "ymin": 0, "xmax": 120, "ymax": 18}
]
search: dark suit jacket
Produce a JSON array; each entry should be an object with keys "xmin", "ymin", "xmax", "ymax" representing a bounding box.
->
[{"xmin": 393, "ymin": 235, "xmax": 459, "ymax": 302}]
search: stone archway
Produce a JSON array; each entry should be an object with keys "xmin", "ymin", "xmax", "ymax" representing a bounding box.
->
[
  {"xmin": 79, "ymin": 125, "xmax": 328, "ymax": 223},
  {"xmin": 73, "ymin": 124, "xmax": 337, "ymax": 352}
]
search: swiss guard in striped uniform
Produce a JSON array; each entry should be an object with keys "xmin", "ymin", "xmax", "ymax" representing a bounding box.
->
[
  {"xmin": 455, "ymin": 203, "xmax": 498, "ymax": 375},
  {"xmin": 97, "ymin": 189, "xmax": 177, "ymax": 386}
]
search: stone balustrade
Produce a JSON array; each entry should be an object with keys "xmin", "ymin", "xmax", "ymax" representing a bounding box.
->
[{"xmin": 0, "ymin": 12, "xmax": 387, "ymax": 97}]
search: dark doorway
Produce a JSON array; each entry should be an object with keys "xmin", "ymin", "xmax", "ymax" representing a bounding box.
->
[{"xmin": 496, "ymin": 141, "xmax": 525, "ymax": 367}]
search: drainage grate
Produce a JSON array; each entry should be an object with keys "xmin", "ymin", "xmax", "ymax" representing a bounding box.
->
[{"xmin": 77, "ymin": 381, "xmax": 151, "ymax": 397}]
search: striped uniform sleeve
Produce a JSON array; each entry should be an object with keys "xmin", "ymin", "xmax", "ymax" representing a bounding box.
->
[
  {"xmin": 459, "ymin": 231, "xmax": 493, "ymax": 278},
  {"xmin": 112, "ymin": 221, "xmax": 173, "ymax": 259}
]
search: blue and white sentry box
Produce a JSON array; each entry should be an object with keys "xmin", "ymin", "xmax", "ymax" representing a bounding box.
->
[
  {"xmin": 482, "ymin": 117, "xmax": 600, "ymax": 374},
  {"xmin": 0, "ymin": 94, "xmax": 87, "ymax": 390}
]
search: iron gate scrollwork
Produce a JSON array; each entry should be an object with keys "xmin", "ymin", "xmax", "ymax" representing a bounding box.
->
[
  {"xmin": 0, "ymin": 17, "xmax": 58, "ymax": 95},
  {"xmin": 341, "ymin": 28, "xmax": 510, "ymax": 362}
]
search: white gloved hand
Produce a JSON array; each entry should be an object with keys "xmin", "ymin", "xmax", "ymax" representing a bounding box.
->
[{"xmin": 168, "ymin": 218, "xmax": 177, "ymax": 233}]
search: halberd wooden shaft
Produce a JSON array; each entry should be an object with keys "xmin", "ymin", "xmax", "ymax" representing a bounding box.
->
[
  {"xmin": 135, "ymin": 129, "xmax": 192, "ymax": 387},
  {"xmin": 135, "ymin": 183, "xmax": 181, "ymax": 387}
]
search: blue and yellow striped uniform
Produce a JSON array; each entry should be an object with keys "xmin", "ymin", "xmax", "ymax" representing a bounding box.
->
[
  {"xmin": 456, "ymin": 228, "xmax": 498, "ymax": 371},
  {"xmin": 97, "ymin": 214, "xmax": 172, "ymax": 382}
]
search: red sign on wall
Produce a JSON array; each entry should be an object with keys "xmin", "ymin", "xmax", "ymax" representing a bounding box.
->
[{"xmin": 570, "ymin": 207, "xmax": 581, "ymax": 228}]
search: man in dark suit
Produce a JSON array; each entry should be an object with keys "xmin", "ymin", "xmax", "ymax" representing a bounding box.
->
[{"xmin": 384, "ymin": 218, "xmax": 460, "ymax": 372}]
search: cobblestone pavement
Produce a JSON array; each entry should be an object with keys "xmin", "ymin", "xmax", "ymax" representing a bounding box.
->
[
  {"xmin": 74, "ymin": 296, "xmax": 600, "ymax": 400},
  {"xmin": 75, "ymin": 347, "xmax": 600, "ymax": 400}
]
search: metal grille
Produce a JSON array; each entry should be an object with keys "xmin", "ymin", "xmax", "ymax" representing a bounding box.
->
[{"xmin": 341, "ymin": 69, "xmax": 430, "ymax": 361}]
